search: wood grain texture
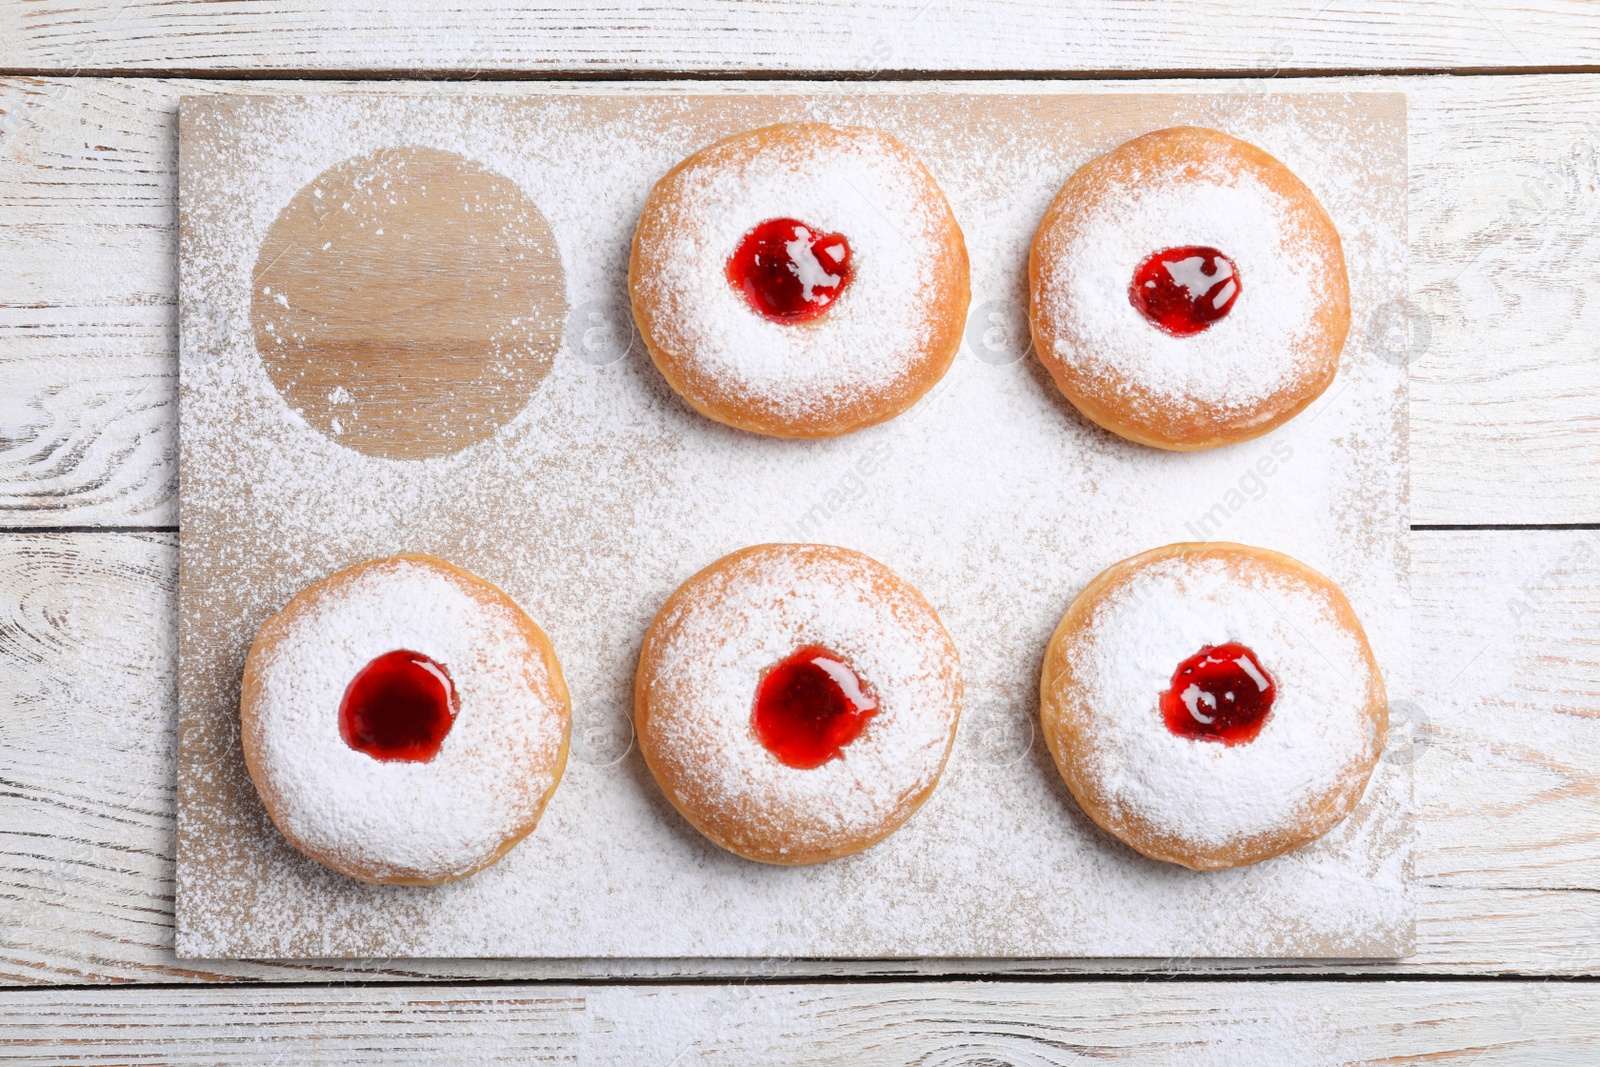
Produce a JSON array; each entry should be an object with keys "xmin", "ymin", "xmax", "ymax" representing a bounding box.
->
[
  {"xmin": 1414, "ymin": 529, "xmax": 1600, "ymax": 889},
  {"xmin": 3, "ymin": 530, "xmax": 1600, "ymax": 983},
  {"xmin": 2, "ymin": 2, "xmax": 1599, "ymax": 74},
  {"xmin": 243, "ymin": 144, "xmax": 567, "ymax": 459},
  {"xmin": 2, "ymin": 75, "xmax": 1598, "ymax": 524},
  {"xmin": 3, "ymin": 979, "xmax": 1600, "ymax": 1064},
  {"xmin": 0, "ymin": 355, "xmax": 174, "ymax": 524}
]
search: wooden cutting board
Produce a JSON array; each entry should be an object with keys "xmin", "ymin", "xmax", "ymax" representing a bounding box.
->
[{"xmin": 176, "ymin": 88, "xmax": 1411, "ymax": 960}]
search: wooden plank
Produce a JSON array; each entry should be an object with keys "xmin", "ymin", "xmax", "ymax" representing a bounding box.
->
[
  {"xmin": 1406, "ymin": 77, "xmax": 1600, "ymax": 523},
  {"xmin": 1415, "ymin": 529, "xmax": 1600, "ymax": 888},
  {"xmin": 0, "ymin": 354, "xmax": 174, "ymax": 525},
  {"xmin": 4, "ymin": 529, "xmax": 1600, "ymax": 982},
  {"xmin": 3, "ymin": 979, "xmax": 1600, "ymax": 1064},
  {"xmin": 0, "ymin": 74, "xmax": 178, "ymax": 525},
  {"xmin": 2, "ymin": 2, "xmax": 1599, "ymax": 75},
  {"xmin": 3, "ymin": 75, "xmax": 1598, "ymax": 525}
]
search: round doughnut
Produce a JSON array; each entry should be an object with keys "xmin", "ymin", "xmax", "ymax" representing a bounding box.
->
[
  {"xmin": 1029, "ymin": 126, "xmax": 1350, "ymax": 451},
  {"xmin": 629, "ymin": 122, "xmax": 970, "ymax": 439},
  {"xmin": 240, "ymin": 554, "xmax": 570, "ymax": 885},
  {"xmin": 635, "ymin": 543, "xmax": 963, "ymax": 865},
  {"xmin": 1039, "ymin": 542, "xmax": 1385, "ymax": 870}
]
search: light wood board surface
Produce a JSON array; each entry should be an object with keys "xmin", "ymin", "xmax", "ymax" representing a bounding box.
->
[
  {"xmin": 173, "ymin": 88, "xmax": 1410, "ymax": 962},
  {"xmin": 2, "ymin": 58, "xmax": 1599, "ymax": 1065}
]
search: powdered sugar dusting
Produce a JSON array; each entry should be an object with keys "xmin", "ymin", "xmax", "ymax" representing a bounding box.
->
[
  {"xmin": 176, "ymin": 89, "xmax": 1410, "ymax": 960},
  {"xmin": 632, "ymin": 124, "xmax": 952, "ymax": 424},
  {"xmin": 1033, "ymin": 141, "xmax": 1342, "ymax": 424},
  {"xmin": 1063, "ymin": 552, "xmax": 1381, "ymax": 851},
  {"xmin": 642, "ymin": 545, "xmax": 960, "ymax": 857},
  {"xmin": 247, "ymin": 557, "xmax": 567, "ymax": 881}
]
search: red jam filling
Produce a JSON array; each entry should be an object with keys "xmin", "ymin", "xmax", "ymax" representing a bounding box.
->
[
  {"xmin": 339, "ymin": 649, "xmax": 456, "ymax": 763},
  {"xmin": 1130, "ymin": 245, "xmax": 1241, "ymax": 336},
  {"xmin": 727, "ymin": 217, "xmax": 853, "ymax": 323},
  {"xmin": 1159, "ymin": 642, "xmax": 1275, "ymax": 745},
  {"xmin": 752, "ymin": 645, "xmax": 877, "ymax": 769}
]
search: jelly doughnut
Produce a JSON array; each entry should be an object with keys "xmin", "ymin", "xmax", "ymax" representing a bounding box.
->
[
  {"xmin": 630, "ymin": 123, "xmax": 970, "ymax": 438},
  {"xmin": 1029, "ymin": 127, "xmax": 1350, "ymax": 450},
  {"xmin": 1040, "ymin": 542, "xmax": 1385, "ymax": 870},
  {"xmin": 240, "ymin": 554, "xmax": 570, "ymax": 885},
  {"xmin": 635, "ymin": 543, "xmax": 962, "ymax": 864}
]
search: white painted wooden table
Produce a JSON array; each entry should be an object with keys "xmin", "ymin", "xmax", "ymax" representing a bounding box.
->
[{"xmin": 3, "ymin": 4, "xmax": 1600, "ymax": 1063}]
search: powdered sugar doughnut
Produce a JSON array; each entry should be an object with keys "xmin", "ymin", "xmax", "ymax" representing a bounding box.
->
[
  {"xmin": 629, "ymin": 123, "xmax": 970, "ymax": 438},
  {"xmin": 1029, "ymin": 127, "xmax": 1350, "ymax": 451},
  {"xmin": 241, "ymin": 554, "xmax": 570, "ymax": 885},
  {"xmin": 1040, "ymin": 542, "xmax": 1385, "ymax": 870},
  {"xmin": 635, "ymin": 543, "xmax": 962, "ymax": 865}
]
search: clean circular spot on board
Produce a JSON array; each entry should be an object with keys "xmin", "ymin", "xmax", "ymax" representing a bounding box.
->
[{"xmin": 251, "ymin": 147, "xmax": 565, "ymax": 459}]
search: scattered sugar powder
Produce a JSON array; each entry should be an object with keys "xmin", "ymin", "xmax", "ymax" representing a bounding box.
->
[
  {"xmin": 248, "ymin": 558, "xmax": 567, "ymax": 881},
  {"xmin": 175, "ymin": 90, "xmax": 1410, "ymax": 960},
  {"xmin": 1064, "ymin": 552, "xmax": 1382, "ymax": 850},
  {"xmin": 642, "ymin": 545, "xmax": 960, "ymax": 856},
  {"xmin": 631, "ymin": 125, "xmax": 951, "ymax": 424},
  {"xmin": 1034, "ymin": 162, "xmax": 1335, "ymax": 420}
]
